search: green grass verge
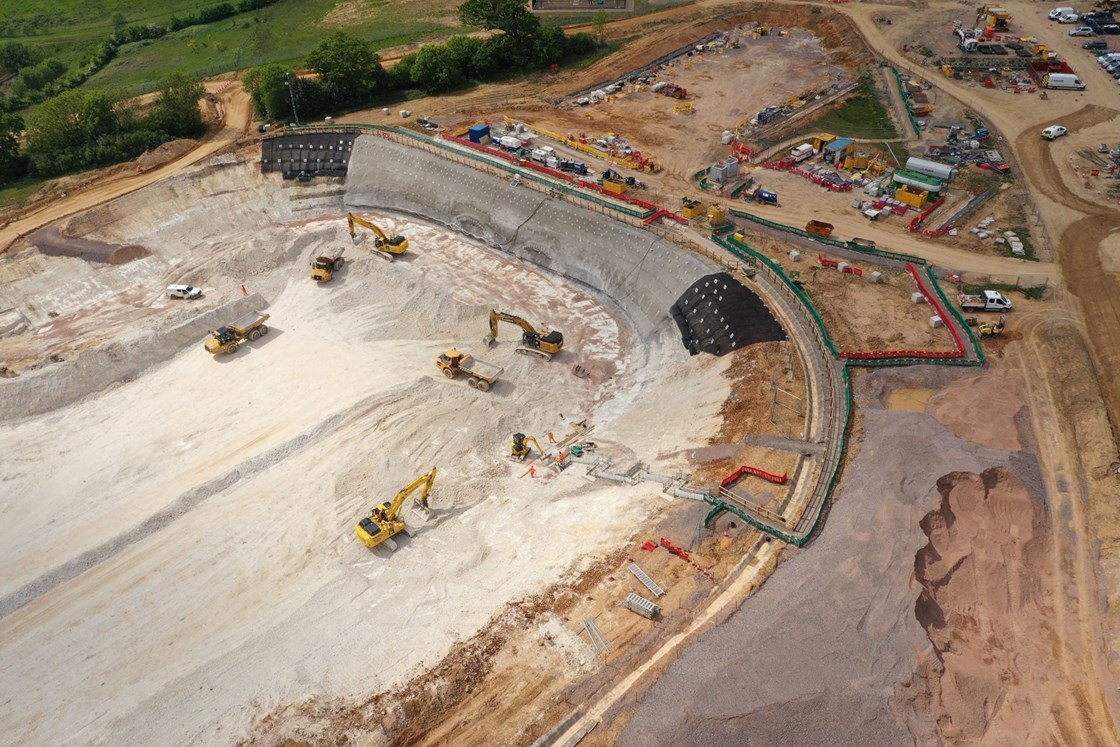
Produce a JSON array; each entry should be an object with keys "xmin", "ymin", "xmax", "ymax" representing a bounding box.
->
[{"xmin": 0, "ymin": 175, "xmax": 48, "ymax": 209}]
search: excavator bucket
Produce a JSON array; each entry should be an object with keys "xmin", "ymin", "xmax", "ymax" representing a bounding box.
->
[{"xmin": 483, "ymin": 334, "xmax": 496, "ymax": 347}]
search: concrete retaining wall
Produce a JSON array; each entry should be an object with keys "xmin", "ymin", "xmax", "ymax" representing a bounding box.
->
[{"xmin": 344, "ymin": 135, "xmax": 713, "ymax": 339}]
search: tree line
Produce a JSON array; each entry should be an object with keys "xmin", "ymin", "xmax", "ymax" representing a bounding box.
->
[
  {"xmin": 0, "ymin": 0, "xmax": 602, "ymax": 188},
  {"xmin": 244, "ymin": 0, "xmax": 597, "ymax": 122}
]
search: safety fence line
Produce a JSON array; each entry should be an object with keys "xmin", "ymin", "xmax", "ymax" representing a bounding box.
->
[
  {"xmin": 728, "ymin": 207, "xmax": 987, "ymax": 366},
  {"xmin": 439, "ymin": 132, "xmax": 661, "ymax": 212},
  {"xmin": 282, "ymin": 123, "xmax": 658, "ymax": 221},
  {"xmin": 909, "ymin": 195, "xmax": 946, "ymax": 234},
  {"xmin": 705, "ymin": 230, "xmax": 847, "ymax": 546},
  {"xmin": 891, "ymin": 65, "xmax": 923, "ymax": 137},
  {"xmin": 719, "ymin": 465, "xmax": 788, "ymax": 488}
]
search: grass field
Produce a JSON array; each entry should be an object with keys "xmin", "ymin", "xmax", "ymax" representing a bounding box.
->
[{"xmin": 7, "ymin": 0, "xmax": 461, "ymax": 94}]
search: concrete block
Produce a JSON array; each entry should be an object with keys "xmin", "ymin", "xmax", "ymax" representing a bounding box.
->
[
  {"xmin": 869, "ymin": 271, "xmax": 883, "ymax": 283},
  {"xmin": 912, "ymin": 292, "xmax": 927, "ymax": 304},
  {"xmin": 929, "ymin": 315, "xmax": 943, "ymax": 328},
  {"xmin": 1011, "ymin": 245, "xmax": 1026, "ymax": 256},
  {"xmin": 948, "ymin": 228, "xmax": 959, "ymax": 236},
  {"xmin": 837, "ymin": 261, "xmax": 849, "ymax": 273},
  {"xmin": 789, "ymin": 249, "xmax": 801, "ymax": 262}
]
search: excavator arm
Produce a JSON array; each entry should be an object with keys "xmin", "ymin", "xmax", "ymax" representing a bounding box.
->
[
  {"xmin": 383, "ymin": 466, "xmax": 438, "ymax": 520},
  {"xmin": 484, "ymin": 310, "xmax": 564, "ymax": 359},
  {"xmin": 346, "ymin": 212, "xmax": 409, "ymax": 256}
]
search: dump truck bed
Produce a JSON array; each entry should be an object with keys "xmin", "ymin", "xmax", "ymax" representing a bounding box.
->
[
  {"xmin": 228, "ymin": 311, "xmax": 270, "ymax": 334},
  {"xmin": 459, "ymin": 356, "xmax": 503, "ymax": 382}
]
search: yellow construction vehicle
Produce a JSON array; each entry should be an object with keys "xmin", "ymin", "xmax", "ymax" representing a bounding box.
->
[
  {"xmin": 355, "ymin": 467, "xmax": 437, "ymax": 552},
  {"xmin": 310, "ymin": 252, "xmax": 344, "ymax": 282},
  {"xmin": 346, "ymin": 212, "xmax": 408, "ymax": 260},
  {"xmin": 511, "ymin": 432, "xmax": 544, "ymax": 461},
  {"xmin": 978, "ymin": 315, "xmax": 1005, "ymax": 338},
  {"xmin": 976, "ymin": 5, "xmax": 1011, "ymax": 30},
  {"xmin": 483, "ymin": 309, "xmax": 564, "ymax": 361},
  {"xmin": 204, "ymin": 311, "xmax": 270, "ymax": 355}
]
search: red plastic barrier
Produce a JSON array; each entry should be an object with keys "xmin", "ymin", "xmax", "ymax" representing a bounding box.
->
[
  {"xmin": 909, "ymin": 195, "xmax": 946, "ymax": 233},
  {"xmin": 843, "ymin": 265, "xmax": 864, "ymax": 277},
  {"xmin": 818, "ymin": 252, "xmax": 839, "ymax": 268},
  {"xmin": 720, "ymin": 465, "xmax": 788, "ymax": 488},
  {"xmin": 838, "ymin": 263, "xmax": 967, "ymax": 361},
  {"xmin": 643, "ymin": 208, "xmax": 689, "ymax": 226}
]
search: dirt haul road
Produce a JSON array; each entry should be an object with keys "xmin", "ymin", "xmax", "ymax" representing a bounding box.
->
[{"xmin": 0, "ymin": 78, "xmax": 253, "ymax": 256}]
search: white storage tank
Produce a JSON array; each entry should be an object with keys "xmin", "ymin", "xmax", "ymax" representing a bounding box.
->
[{"xmin": 905, "ymin": 157, "xmax": 958, "ymax": 182}]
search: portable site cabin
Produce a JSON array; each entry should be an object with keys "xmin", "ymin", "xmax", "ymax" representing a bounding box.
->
[
  {"xmin": 468, "ymin": 123, "xmax": 491, "ymax": 144},
  {"xmin": 823, "ymin": 138, "xmax": 856, "ymax": 164}
]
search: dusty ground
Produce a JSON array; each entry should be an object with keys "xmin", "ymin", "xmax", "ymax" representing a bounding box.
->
[{"xmin": 3, "ymin": 0, "xmax": 1120, "ymax": 745}]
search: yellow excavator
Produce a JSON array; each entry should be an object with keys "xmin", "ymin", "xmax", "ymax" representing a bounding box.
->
[
  {"xmin": 511, "ymin": 432, "xmax": 544, "ymax": 461},
  {"xmin": 483, "ymin": 309, "xmax": 564, "ymax": 361},
  {"xmin": 346, "ymin": 212, "xmax": 409, "ymax": 260},
  {"xmin": 355, "ymin": 467, "xmax": 437, "ymax": 552},
  {"xmin": 978, "ymin": 315, "xmax": 1005, "ymax": 338}
]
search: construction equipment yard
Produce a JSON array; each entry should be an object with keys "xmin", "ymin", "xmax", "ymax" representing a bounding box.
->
[{"xmin": 3, "ymin": 1, "xmax": 1120, "ymax": 746}]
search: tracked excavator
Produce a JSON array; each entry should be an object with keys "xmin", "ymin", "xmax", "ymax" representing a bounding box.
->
[
  {"xmin": 355, "ymin": 467, "xmax": 437, "ymax": 552},
  {"xmin": 511, "ymin": 432, "xmax": 544, "ymax": 461},
  {"xmin": 483, "ymin": 310, "xmax": 564, "ymax": 361},
  {"xmin": 346, "ymin": 212, "xmax": 409, "ymax": 260}
]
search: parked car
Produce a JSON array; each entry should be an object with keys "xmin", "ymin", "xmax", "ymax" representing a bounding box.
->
[
  {"xmin": 1102, "ymin": 24, "xmax": 1120, "ymax": 34},
  {"xmin": 1050, "ymin": 6, "xmax": 1074, "ymax": 20},
  {"xmin": 167, "ymin": 284, "xmax": 203, "ymax": 299},
  {"xmin": 1084, "ymin": 40, "xmax": 1109, "ymax": 50},
  {"xmin": 1070, "ymin": 26, "xmax": 1095, "ymax": 36},
  {"xmin": 1059, "ymin": 12, "xmax": 1081, "ymax": 23},
  {"xmin": 1042, "ymin": 125, "xmax": 1068, "ymax": 140}
]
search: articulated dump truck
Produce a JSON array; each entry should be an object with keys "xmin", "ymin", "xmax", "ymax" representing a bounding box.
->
[{"xmin": 204, "ymin": 311, "xmax": 270, "ymax": 355}]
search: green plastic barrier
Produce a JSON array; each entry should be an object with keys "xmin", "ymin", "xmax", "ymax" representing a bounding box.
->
[{"xmin": 891, "ymin": 66, "xmax": 922, "ymax": 136}]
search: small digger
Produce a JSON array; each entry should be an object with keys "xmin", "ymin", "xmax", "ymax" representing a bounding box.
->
[{"xmin": 511, "ymin": 432, "xmax": 544, "ymax": 461}]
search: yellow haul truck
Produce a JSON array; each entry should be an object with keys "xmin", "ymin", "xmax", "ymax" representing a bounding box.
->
[{"xmin": 204, "ymin": 311, "xmax": 270, "ymax": 355}]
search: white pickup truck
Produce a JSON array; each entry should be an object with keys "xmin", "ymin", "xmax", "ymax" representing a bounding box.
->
[{"xmin": 958, "ymin": 290, "xmax": 1013, "ymax": 312}]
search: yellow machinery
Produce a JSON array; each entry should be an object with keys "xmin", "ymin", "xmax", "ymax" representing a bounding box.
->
[
  {"xmin": 681, "ymin": 196, "xmax": 705, "ymax": 219},
  {"xmin": 706, "ymin": 204, "xmax": 731, "ymax": 228},
  {"xmin": 976, "ymin": 5, "xmax": 1011, "ymax": 31},
  {"xmin": 511, "ymin": 432, "xmax": 544, "ymax": 461},
  {"xmin": 484, "ymin": 310, "xmax": 564, "ymax": 361},
  {"xmin": 204, "ymin": 311, "xmax": 270, "ymax": 355},
  {"xmin": 355, "ymin": 467, "xmax": 437, "ymax": 551},
  {"xmin": 346, "ymin": 212, "xmax": 408, "ymax": 260},
  {"xmin": 675, "ymin": 101, "xmax": 694, "ymax": 115},
  {"xmin": 978, "ymin": 315, "xmax": 1005, "ymax": 338},
  {"xmin": 310, "ymin": 252, "xmax": 344, "ymax": 282},
  {"xmin": 941, "ymin": 63, "xmax": 955, "ymax": 79}
]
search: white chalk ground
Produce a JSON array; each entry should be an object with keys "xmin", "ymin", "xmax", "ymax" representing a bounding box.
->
[{"xmin": 0, "ymin": 168, "xmax": 732, "ymax": 744}]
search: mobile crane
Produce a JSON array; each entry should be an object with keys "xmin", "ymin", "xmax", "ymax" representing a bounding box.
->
[
  {"xmin": 346, "ymin": 212, "xmax": 409, "ymax": 260},
  {"xmin": 511, "ymin": 432, "xmax": 544, "ymax": 461},
  {"xmin": 355, "ymin": 467, "xmax": 437, "ymax": 552},
  {"xmin": 483, "ymin": 310, "xmax": 564, "ymax": 361}
]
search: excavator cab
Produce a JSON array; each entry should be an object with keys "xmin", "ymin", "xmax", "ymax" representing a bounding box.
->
[
  {"xmin": 511, "ymin": 432, "xmax": 543, "ymax": 461},
  {"xmin": 356, "ymin": 467, "xmax": 437, "ymax": 552}
]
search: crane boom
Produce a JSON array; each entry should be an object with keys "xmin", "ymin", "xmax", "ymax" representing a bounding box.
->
[
  {"xmin": 346, "ymin": 212, "xmax": 409, "ymax": 258},
  {"xmin": 483, "ymin": 309, "xmax": 564, "ymax": 361}
]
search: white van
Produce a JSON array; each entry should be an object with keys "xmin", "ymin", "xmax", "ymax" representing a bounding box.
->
[
  {"xmin": 1049, "ymin": 6, "xmax": 1074, "ymax": 20},
  {"xmin": 1044, "ymin": 73, "xmax": 1086, "ymax": 89},
  {"xmin": 789, "ymin": 143, "xmax": 815, "ymax": 163}
]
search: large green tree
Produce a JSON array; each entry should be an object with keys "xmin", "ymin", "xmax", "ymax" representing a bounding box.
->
[
  {"xmin": 458, "ymin": 0, "xmax": 540, "ymax": 47},
  {"xmin": 0, "ymin": 113, "xmax": 26, "ymax": 186},
  {"xmin": 243, "ymin": 64, "xmax": 293, "ymax": 120},
  {"xmin": 25, "ymin": 89, "xmax": 122, "ymax": 157},
  {"xmin": 306, "ymin": 32, "xmax": 384, "ymax": 104},
  {"xmin": 410, "ymin": 44, "xmax": 464, "ymax": 93},
  {"xmin": 0, "ymin": 42, "xmax": 36, "ymax": 73},
  {"xmin": 146, "ymin": 73, "xmax": 206, "ymax": 137}
]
